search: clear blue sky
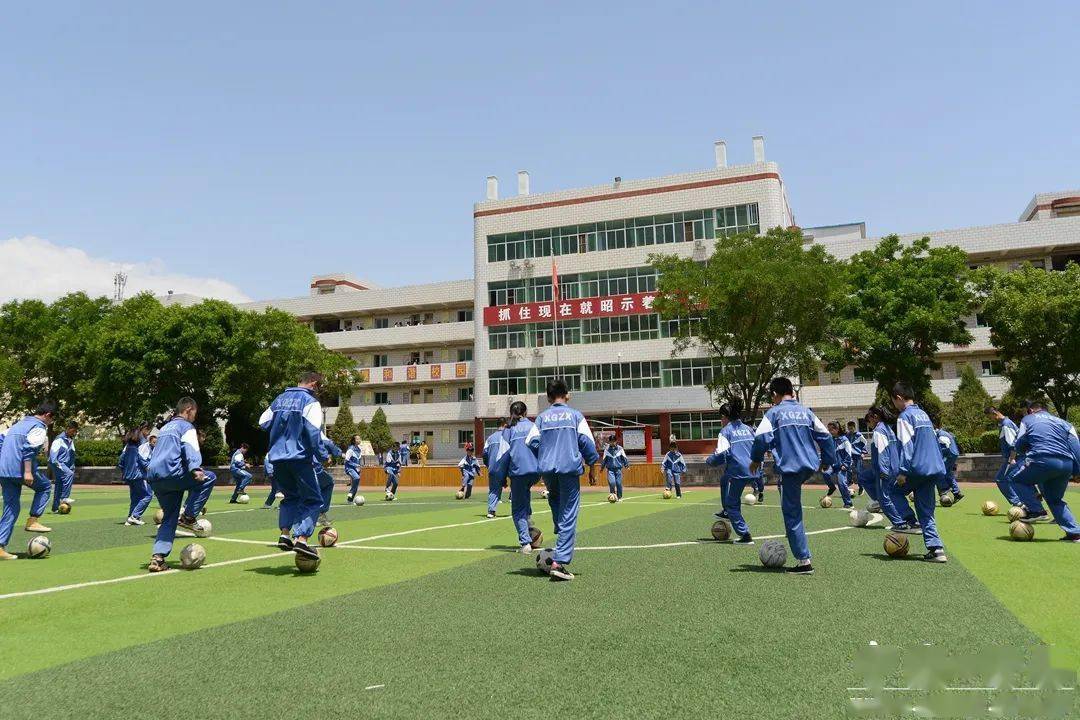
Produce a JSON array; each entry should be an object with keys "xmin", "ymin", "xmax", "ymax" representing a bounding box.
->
[{"xmin": 2, "ymin": 2, "xmax": 1077, "ymax": 301}]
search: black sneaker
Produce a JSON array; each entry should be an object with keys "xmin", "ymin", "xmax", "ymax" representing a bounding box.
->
[
  {"xmin": 890, "ymin": 522, "xmax": 922, "ymax": 535},
  {"xmin": 856, "ymin": 487, "xmax": 864, "ymax": 496},
  {"xmin": 785, "ymin": 563, "xmax": 814, "ymax": 575},
  {"xmin": 549, "ymin": 562, "xmax": 575, "ymax": 581},
  {"xmin": 148, "ymin": 555, "xmax": 169, "ymax": 573},
  {"xmin": 952, "ymin": 492, "xmax": 965, "ymax": 504},
  {"xmin": 843, "ymin": 503, "xmax": 854, "ymax": 509},
  {"xmin": 277, "ymin": 534, "xmax": 294, "ymax": 551},
  {"xmin": 346, "ymin": 494, "xmax": 353, "ymax": 503},
  {"xmin": 923, "ymin": 548, "xmax": 948, "ymax": 563},
  {"xmin": 1061, "ymin": 534, "xmax": 1080, "ymax": 543},
  {"xmin": 733, "ymin": 534, "xmax": 754, "ymax": 546},
  {"xmin": 228, "ymin": 498, "xmax": 238, "ymax": 504},
  {"xmin": 713, "ymin": 510, "xmax": 729, "ymax": 520},
  {"xmin": 757, "ymin": 493, "xmax": 764, "ymax": 503},
  {"xmin": 1021, "ymin": 512, "xmax": 1052, "ymax": 524},
  {"xmin": 293, "ymin": 540, "xmax": 319, "ymax": 560}
]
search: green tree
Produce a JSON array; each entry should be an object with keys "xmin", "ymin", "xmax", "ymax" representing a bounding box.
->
[
  {"xmin": 824, "ymin": 235, "xmax": 975, "ymax": 399},
  {"xmin": 328, "ymin": 402, "xmax": 359, "ymax": 449},
  {"xmin": 649, "ymin": 227, "xmax": 841, "ymax": 417},
  {"xmin": 941, "ymin": 364, "xmax": 995, "ymax": 437},
  {"xmin": 977, "ymin": 263, "xmax": 1080, "ymax": 420},
  {"xmin": 366, "ymin": 407, "xmax": 394, "ymax": 454}
]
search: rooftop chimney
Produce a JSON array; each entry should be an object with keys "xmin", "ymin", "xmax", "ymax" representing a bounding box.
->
[
  {"xmin": 752, "ymin": 135, "xmax": 765, "ymax": 163},
  {"xmin": 517, "ymin": 171, "xmax": 530, "ymax": 196},
  {"xmin": 486, "ymin": 176, "xmax": 498, "ymax": 201},
  {"xmin": 714, "ymin": 140, "xmax": 727, "ymax": 168}
]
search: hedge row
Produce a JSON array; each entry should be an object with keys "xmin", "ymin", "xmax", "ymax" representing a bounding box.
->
[{"xmin": 955, "ymin": 430, "xmax": 999, "ymax": 455}]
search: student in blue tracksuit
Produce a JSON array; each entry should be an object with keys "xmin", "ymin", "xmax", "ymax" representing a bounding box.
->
[
  {"xmin": 0, "ymin": 400, "xmax": 57, "ymax": 559},
  {"xmin": 383, "ymin": 447, "xmax": 401, "ymax": 498},
  {"xmin": 824, "ymin": 422, "xmax": 855, "ymax": 509},
  {"xmin": 119, "ymin": 424, "xmax": 154, "ymax": 525},
  {"xmin": 228, "ymin": 443, "xmax": 253, "ymax": 503},
  {"xmin": 706, "ymin": 398, "xmax": 757, "ymax": 544},
  {"xmin": 500, "ymin": 403, "xmax": 542, "ymax": 552},
  {"xmin": 49, "ymin": 420, "xmax": 79, "ymax": 512},
  {"xmin": 145, "ymin": 398, "xmax": 218, "ymax": 571},
  {"xmin": 892, "ymin": 383, "xmax": 948, "ymax": 563},
  {"xmin": 866, "ymin": 406, "xmax": 906, "ymax": 527},
  {"xmin": 602, "ymin": 436, "xmax": 630, "ymax": 501},
  {"xmin": 985, "ymin": 406, "xmax": 1023, "ymax": 507},
  {"xmin": 262, "ymin": 455, "xmax": 279, "ymax": 509},
  {"xmin": 750, "ymin": 377, "xmax": 836, "ymax": 575},
  {"xmin": 313, "ymin": 433, "xmax": 340, "ymax": 526},
  {"xmin": 662, "ymin": 444, "xmax": 687, "ymax": 498},
  {"xmin": 846, "ymin": 422, "xmax": 868, "ymax": 495},
  {"xmin": 931, "ymin": 416, "xmax": 964, "ymax": 502},
  {"xmin": 344, "ymin": 435, "xmax": 363, "ymax": 503},
  {"xmin": 526, "ymin": 380, "xmax": 599, "ymax": 581},
  {"xmin": 456, "ymin": 443, "xmax": 479, "ymax": 500},
  {"xmin": 259, "ymin": 372, "xmax": 326, "ymax": 560},
  {"xmin": 1010, "ymin": 400, "xmax": 1080, "ymax": 541},
  {"xmin": 398, "ymin": 441, "xmax": 410, "ymax": 467}
]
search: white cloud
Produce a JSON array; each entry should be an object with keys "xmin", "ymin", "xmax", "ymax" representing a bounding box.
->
[{"xmin": 0, "ymin": 236, "xmax": 251, "ymax": 304}]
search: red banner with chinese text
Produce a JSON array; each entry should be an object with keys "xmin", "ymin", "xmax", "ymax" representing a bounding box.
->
[{"xmin": 482, "ymin": 292, "xmax": 658, "ymax": 327}]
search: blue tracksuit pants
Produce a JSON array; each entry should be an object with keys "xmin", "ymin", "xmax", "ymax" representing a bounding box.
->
[
  {"xmin": 779, "ymin": 470, "xmax": 814, "ymax": 561},
  {"xmin": 607, "ymin": 469, "xmax": 623, "ymax": 499},
  {"xmin": 994, "ymin": 460, "xmax": 1022, "ymax": 506},
  {"xmin": 127, "ymin": 477, "xmax": 153, "ymax": 519},
  {"xmin": 510, "ymin": 473, "xmax": 539, "ymax": 546},
  {"xmin": 315, "ymin": 465, "xmax": 334, "ymax": 513},
  {"xmin": 263, "ymin": 475, "xmax": 279, "ymax": 506},
  {"xmin": 822, "ymin": 467, "xmax": 853, "ymax": 506},
  {"xmin": 384, "ymin": 470, "xmax": 399, "ymax": 495},
  {"xmin": 664, "ymin": 471, "xmax": 682, "ymax": 497},
  {"xmin": 274, "ymin": 459, "xmax": 323, "ymax": 539},
  {"xmin": 722, "ymin": 476, "xmax": 752, "ymax": 538},
  {"xmin": 937, "ymin": 464, "xmax": 961, "ymax": 495},
  {"xmin": 749, "ymin": 475, "xmax": 764, "ymax": 496},
  {"xmin": 876, "ymin": 473, "xmax": 906, "ymax": 525},
  {"xmin": 544, "ymin": 472, "xmax": 581, "ymax": 565},
  {"xmin": 857, "ymin": 466, "xmax": 880, "ymax": 503},
  {"xmin": 345, "ymin": 468, "xmax": 360, "ymax": 497},
  {"xmin": 0, "ymin": 473, "xmax": 52, "ymax": 547},
  {"xmin": 149, "ymin": 472, "xmax": 217, "ymax": 556},
  {"xmin": 1010, "ymin": 457, "xmax": 1079, "ymax": 534},
  {"xmin": 50, "ymin": 465, "xmax": 74, "ymax": 510},
  {"xmin": 891, "ymin": 474, "xmax": 944, "ymax": 550},
  {"xmin": 486, "ymin": 474, "xmax": 503, "ymax": 514},
  {"xmin": 230, "ymin": 469, "xmax": 253, "ymax": 500}
]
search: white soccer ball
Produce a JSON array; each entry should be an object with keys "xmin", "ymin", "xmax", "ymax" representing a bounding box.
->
[
  {"xmin": 385, "ymin": 490, "xmax": 395, "ymax": 501},
  {"xmin": 743, "ymin": 493, "xmax": 757, "ymax": 506},
  {"xmin": 540, "ymin": 489, "xmax": 550, "ymax": 499},
  {"xmin": 275, "ymin": 491, "xmax": 284, "ymax": 499},
  {"xmin": 193, "ymin": 518, "xmax": 212, "ymax": 538},
  {"xmin": 353, "ymin": 494, "xmax": 365, "ymax": 506},
  {"xmin": 180, "ymin": 543, "xmax": 206, "ymax": 569},
  {"xmin": 758, "ymin": 539, "xmax": 787, "ymax": 568},
  {"xmin": 849, "ymin": 509, "xmax": 871, "ymax": 528},
  {"xmin": 535, "ymin": 548, "xmax": 555, "ymax": 574},
  {"xmin": 27, "ymin": 535, "xmax": 51, "ymax": 559},
  {"xmin": 153, "ymin": 508, "xmax": 165, "ymax": 525},
  {"xmin": 237, "ymin": 494, "xmax": 250, "ymax": 504}
]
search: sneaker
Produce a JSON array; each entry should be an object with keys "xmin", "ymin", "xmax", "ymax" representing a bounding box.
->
[
  {"xmin": 549, "ymin": 562, "xmax": 575, "ymax": 581},
  {"xmin": 867, "ymin": 501, "xmax": 881, "ymax": 512},
  {"xmin": 293, "ymin": 541, "xmax": 319, "ymax": 560},
  {"xmin": 228, "ymin": 498, "xmax": 238, "ymax": 504},
  {"xmin": 733, "ymin": 534, "xmax": 754, "ymax": 546},
  {"xmin": 125, "ymin": 516, "xmax": 146, "ymax": 526},
  {"xmin": 890, "ymin": 523, "xmax": 922, "ymax": 535},
  {"xmin": 952, "ymin": 492, "xmax": 965, "ymax": 504},
  {"xmin": 148, "ymin": 556, "xmax": 169, "ymax": 573},
  {"xmin": 616, "ymin": 498, "xmax": 623, "ymax": 502},
  {"xmin": 317, "ymin": 513, "xmax": 331, "ymax": 527},
  {"xmin": 0, "ymin": 548, "xmax": 17, "ymax": 561},
  {"xmin": 923, "ymin": 548, "xmax": 948, "ymax": 563},
  {"xmin": 346, "ymin": 494, "xmax": 354, "ymax": 504},
  {"xmin": 261, "ymin": 503, "xmax": 273, "ymax": 509},
  {"xmin": 520, "ymin": 544, "xmax": 533, "ymax": 554},
  {"xmin": 275, "ymin": 492, "xmax": 284, "ymax": 499},
  {"xmin": 785, "ymin": 562, "xmax": 814, "ymax": 575},
  {"xmin": 1061, "ymin": 534, "xmax": 1080, "ymax": 543},
  {"xmin": 856, "ymin": 487, "xmax": 865, "ymax": 496},
  {"xmin": 178, "ymin": 515, "xmax": 197, "ymax": 533},
  {"xmin": 277, "ymin": 534, "xmax": 294, "ymax": 551},
  {"xmin": 24, "ymin": 521, "xmax": 52, "ymax": 533},
  {"xmin": 486, "ymin": 512, "xmax": 496, "ymax": 519},
  {"xmin": 843, "ymin": 503, "xmax": 854, "ymax": 509},
  {"xmin": 1021, "ymin": 512, "xmax": 1052, "ymax": 524},
  {"xmin": 757, "ymin": 493, "xmax": 764, "ymax": 503},
  {"xmin": 713, "ymin": 510, "xmax": 729, "ymax": 520}
]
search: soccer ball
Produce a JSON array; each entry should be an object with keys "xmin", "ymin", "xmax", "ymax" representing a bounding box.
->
[
  {"xmin": 529, "ymin": 526, "xmax": 543, "ymax": 547},
  {"xmin": 193, "ymin": 519, "xmax": 212, "ymax": 538},
  {"xmin": 275, "ymin": 491, "xmax": 284, "ymax": 499},
  {"xmin": 981, "ymin": 500, "xmax": 999, "ymax": 516},
  {"xmin": 849, "ymin": 509, "xmax": 870, "ymax": 528},
  {"xmin": 1009, "ymin": 520, "xmax": 1034, "ymax": 541},
  {"xmin": 1007, "ymin": 506, "xmax": 1026, "ymax": 522},
  {"xmin": 743, "ymin": 493, "xmax": 757, "ymax": 505},
  {"xmin": 153, "ymin": 508, "xmax": 165, "ymax": 525},
  {"xmin": 884, "ymin": 532, "xmax": 909, "ymax": 558},
  {"xmin": 662, "ymin": 489, "xmax": 673, "ymax": 499},
  {"xmin": 540, "ymin": 489, "xmax": 550, "ymax": 499},
  {"xmin": 939, "ymin": 491, "xmax": 954, "ymax": 507},
  {"xmin": 455, "ymin": 490, "xmax": 465, "ymax": 500},
  {"xmin": 711, "ymin": 520, "xmax": 731, "ymax": 541},
  {"xmin": 353, "ymin": 495, "xmax": 365, "ymax": 506},
  {"xmin": 27, "ymin": 535, "xmax": 51, "ymax": 559},
  {"xmin": 758, "ymin": 539, "xmax": 786, "ymax": 568},
  {"xmin": 237, "ymin": 494, "xmax": 250, "ymax": 505},
  {"xmin": 535, "ymin": 548, "xmax": 555, "ymax": 574},
  {"xmin": 820, "ymin": 496, "xmax": 833, "ymax": 509},
  {"xmin": 180, "ymin": 543, "xmax": 206, "ymax": 569},
  {"xmin": 295, "ymin": 553, "xmax": 321, "ymax": 573},
  {"xmin": 318, "ymin": 527, "xmax": 338, "ymax": 547},
  {"xmin": 607, "ymin": 493, "xmax": 618, "ymax": 503},
  {"xmin": 385, "ymin": 490, "xmax": 395, "ymax": 501},
  {"xmin": 58, "ymin": 501, "xmax": 72, "ymax": 515}
]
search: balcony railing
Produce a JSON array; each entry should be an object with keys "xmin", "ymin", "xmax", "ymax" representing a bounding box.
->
[
  {"xmin": 357, "ymin": 361, "xmax": 472, "ymax": 385},
  {"xmin": 317, "ymin": 321, "xmax": 474, "ymax": 351}
]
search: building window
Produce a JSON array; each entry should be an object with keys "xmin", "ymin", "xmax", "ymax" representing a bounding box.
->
[
  {"xmin": 457, "ymin": 309, "xmax": 474, "ymax": 322},
  {"xmin": 529, "ymin": 366, "xmax": 582, "ymax": 394},
  {"xmin": 981, "ymin": 359, "xmax": 1004, "ymax": 376},
  {"xmin": 974, "ymin": 313, "xmax": 989, "ymax": 328},
  {"xmin": 457, "ymin": 348, "xmax": 473, "ymax": 362},
  {"xmin": 661, "ymin": 358, "xmax": 722, "ymax": 388},
  {"xmin": 373, "ymin": 392, "xmax": 389, "ymax": 405},
  {"xmin": 488, "ymin": 324, "xmax": 528, "ymax": 350},
  {"xmin": 457, "ymin": 387, "xmax": 473, "ymax": 402},
  {"xmin": 853, "ymin": 367, "xmax": 876, "ymax": 383},
  {"xmin": 670, "ymin": 412, "xmax": 726, "ymax": 441},
  {"xmin": 457, "ymin": 430, "xmax": 474, "ymax": 447},
  {"xmin": 312, "ymin": 318, "xmax": 340, "ymax": 334},
  {"xmin": 582, "ymin": 362, "xmax": 661, "ymax": 391},
  {"xmin": 488, "ymin": 370, "xmax": 529, "ymax": 396},
  {"xmin": 374, "ymin": 317, "xmax": 389, "ymax": 329},
  {"xmin": 373, "ymin": 354, "xmax": 388, "ymax": 367}
]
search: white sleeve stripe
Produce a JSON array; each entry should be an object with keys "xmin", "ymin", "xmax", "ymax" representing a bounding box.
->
[
  {"xmin": 26, "ymin": 426, "xmax": 48, "ymax": 448},
  {"xmin": 258, "ymin": 407, "xmax": 274, "ymax": 425},
  {"xmin": 811, "ymin": 414, "xmax": 829, "ymax": 435},
  {"xmin": 525, "ymin": 425, "xmax": 540, "ymax": 444},
  {"xmin": 874, "ymin": 432, "xmax": 888, "ymax": 452},
  {"xmin": 576, "ymin": 417, "xmax": 592, "ymax": 437},
  {"xmin": 303, "ymin": 400, "xmax": 324, "ymax": 430},
  {"xmin": 715, "ymin": 435, "xmax": 731, "ymax": 455},
  {"xmin": 754, "ymin": 416, "xmax": 774, "ymax": 436},
  {"xmin": 180, "ymin": 428, "xmax": 201, "ymax": 453},
  {"xmin": 1004, "ymin": 426, "xmax": 1018, "ymax": 444},
  {"xmin": 896, "ymin": 418, "xmax": 914, "ymax": 444}
]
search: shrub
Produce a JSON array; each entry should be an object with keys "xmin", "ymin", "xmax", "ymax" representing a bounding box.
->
[{"xmin": 75, "ymin": 438, "xmax": 124, "ymax": 467}]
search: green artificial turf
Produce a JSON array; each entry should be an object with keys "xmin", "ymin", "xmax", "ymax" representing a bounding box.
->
[{"xmin": 0, "ymin": 484, "xmax": 1077, "ymax": 719}]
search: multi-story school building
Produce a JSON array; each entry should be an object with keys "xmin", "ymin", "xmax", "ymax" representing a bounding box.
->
[{"xmin": 243, "ymin": 138, "xmax": 1080, "ymax": 457}]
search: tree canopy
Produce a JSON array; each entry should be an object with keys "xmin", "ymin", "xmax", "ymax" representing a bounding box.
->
[
  {"xmin": 649, "ymin": 227, "xmax": 840, "ymax": 417},
  {"xmin": 366, "ymin": 408, "xmax": 394, "ymax": 454},
  {"xmin": 941, "ymin": 364, "xmax": 995, "ymax": 438}
]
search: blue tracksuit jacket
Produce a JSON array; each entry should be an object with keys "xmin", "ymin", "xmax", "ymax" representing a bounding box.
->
[
  {"xmin": 998, "ymin": 418, "xmax": 1018, "ymax": 459},
  {"xmin": 344, "ymin": 444, "xmax": 362, "ymax": 473},
  {"xmin": 602, "ymin": 444, "xmax": 630, "ymax": 473},
  {"xmin": 0, "ymin": 416, "xmax": 49, "ymax": 479},
  {"xmin": 662, "ymin": 451, "xmax": 687, "ymax": 476},
  {"xmin": 896, "ymin": 404, "xmax": 946, "ymax": 477},
  {"xmin": 146, "ymin": 417, "xmax": 202, "ymax": 481},
  {"xmin": 871, "ymin": 423, "xmax": 900, "ymax": 480},
  {"xmin": 482, "ymin": 429, "xmax": 511, "ymax": 483},
  {"xmin": 937, "ymin": 428, "xmax": 960, "ymax": 469},
  {"xmin": 118, "ymin": 443, "xmax": 149, "ymax": 481},
  {"xmin": 504, "ymin": 419, "xmax": 539, "ymax": 478},
  {"xmin": 259, "ymin": 386, "xmax": 323, "ymax": 464},
  {"xmin": 459, "ymin": 455, "xmax": 482, "ymax": 484},
  {"xmin": 751, "ymin": 399, "xmax": 836, "ymax": 474},
  {"xmin": 526, "ymin": 402, "xmax": 599, "ymax": 476},
  {"xmin": 49, "ymin": 435, "xmax": 76, "ymax": 480},
  {"xmin": 705, "ymin": 420, "xmax": 756, "ymax": 479},
  {"xmin": 1015, "ymin": 411, "xmax": 1080, "ymax": 471}
]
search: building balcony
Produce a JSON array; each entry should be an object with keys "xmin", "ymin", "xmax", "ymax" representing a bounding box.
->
[
  {"xmin": 318, "ymin": 321, "xmax": 474, "ymax": 351},
  {"xmin": 326, "ymin": 401, "xmax": 475, "ymax": 425},
  {"xmin": 357, "ymin": 361, "xmax": 473, "ymax": 386}
]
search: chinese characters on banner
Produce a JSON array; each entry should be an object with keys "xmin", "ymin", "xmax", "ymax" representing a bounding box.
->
[
  {"xmin": 481, "ymin": 292, "xmax": 658, "ymax": 327},
  {"xmin": 406, "ymin": 366, "xmax": 417, "ymax": 381},
  {"xmin": 430, "ymin": 364, "xmax": 442, "ymax": 380}
]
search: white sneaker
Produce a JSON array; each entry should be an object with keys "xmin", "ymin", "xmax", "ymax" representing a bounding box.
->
[
  {"xmin": 275, "ymin": 492, "xmax": 284, "ymax": 499},
  {"xmin": 317, "ymin": 513, "xmax": 331, "ymax": 527},
  {"xmin": 520, "ymin": 544, "xmax": 533, "ymax": 554},
  {"xmin": 125, "ymin": 516, "xmax": 145, "ymax": 526},
  {"xmin": 867, "ymin": 501, "xmax": 881, "ymax": 512}
]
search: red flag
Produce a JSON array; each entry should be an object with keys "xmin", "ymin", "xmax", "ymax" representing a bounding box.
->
[{"xmin": 552, "ymin": 258, "xmax": 560, "ymax": 303}]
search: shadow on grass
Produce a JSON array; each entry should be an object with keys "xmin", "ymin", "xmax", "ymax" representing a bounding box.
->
[
  {"xmin": 993, "ymin": 535, "xmax": 1061, "ymax": 543},
  {"xmin": 505, "ymin": 568, "xmax": 549, "ymax": 578},
  {"xmin": 729, "ymin": 563, "xmax": 783, "ymax": 574},
  {"xmin": 245, "ymin": 565, "xmax": 316, "ymax": 577},
  {"xmin": 486, "ymin": 544, "xmax": 521, "ymax": 552},
  {"xmin": 859, "ymin": 552, "xmax": 919, "ymax": 562}
]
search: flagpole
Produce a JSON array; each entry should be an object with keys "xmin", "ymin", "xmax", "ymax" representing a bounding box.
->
[{"xmin": 551, "ymin": 258, "xmax": 561, "ymax": 380}]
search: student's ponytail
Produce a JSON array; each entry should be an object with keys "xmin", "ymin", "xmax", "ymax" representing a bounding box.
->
[{"xmin": 508, "ymin": 401, "xmax": 528, "ymax": 427}]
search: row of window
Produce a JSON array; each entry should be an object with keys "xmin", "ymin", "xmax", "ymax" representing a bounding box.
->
[
  {"xmin": 488, "ymin": 358, "xmax": 725, "ymax": 396},
  {"xmin": 487, "ymin": 315, "xmax": 701, "ymax": 350},
  {"xmin": 487, "ymin": 266, "xmax": 659, "ymax": 307},
  {"xmin": 485, "ymin": 204, "xmax": 760, "ymax": 263},
  {"xmin": 360, "ymin": 386, "xmax": 475, "ymax": 406}
]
